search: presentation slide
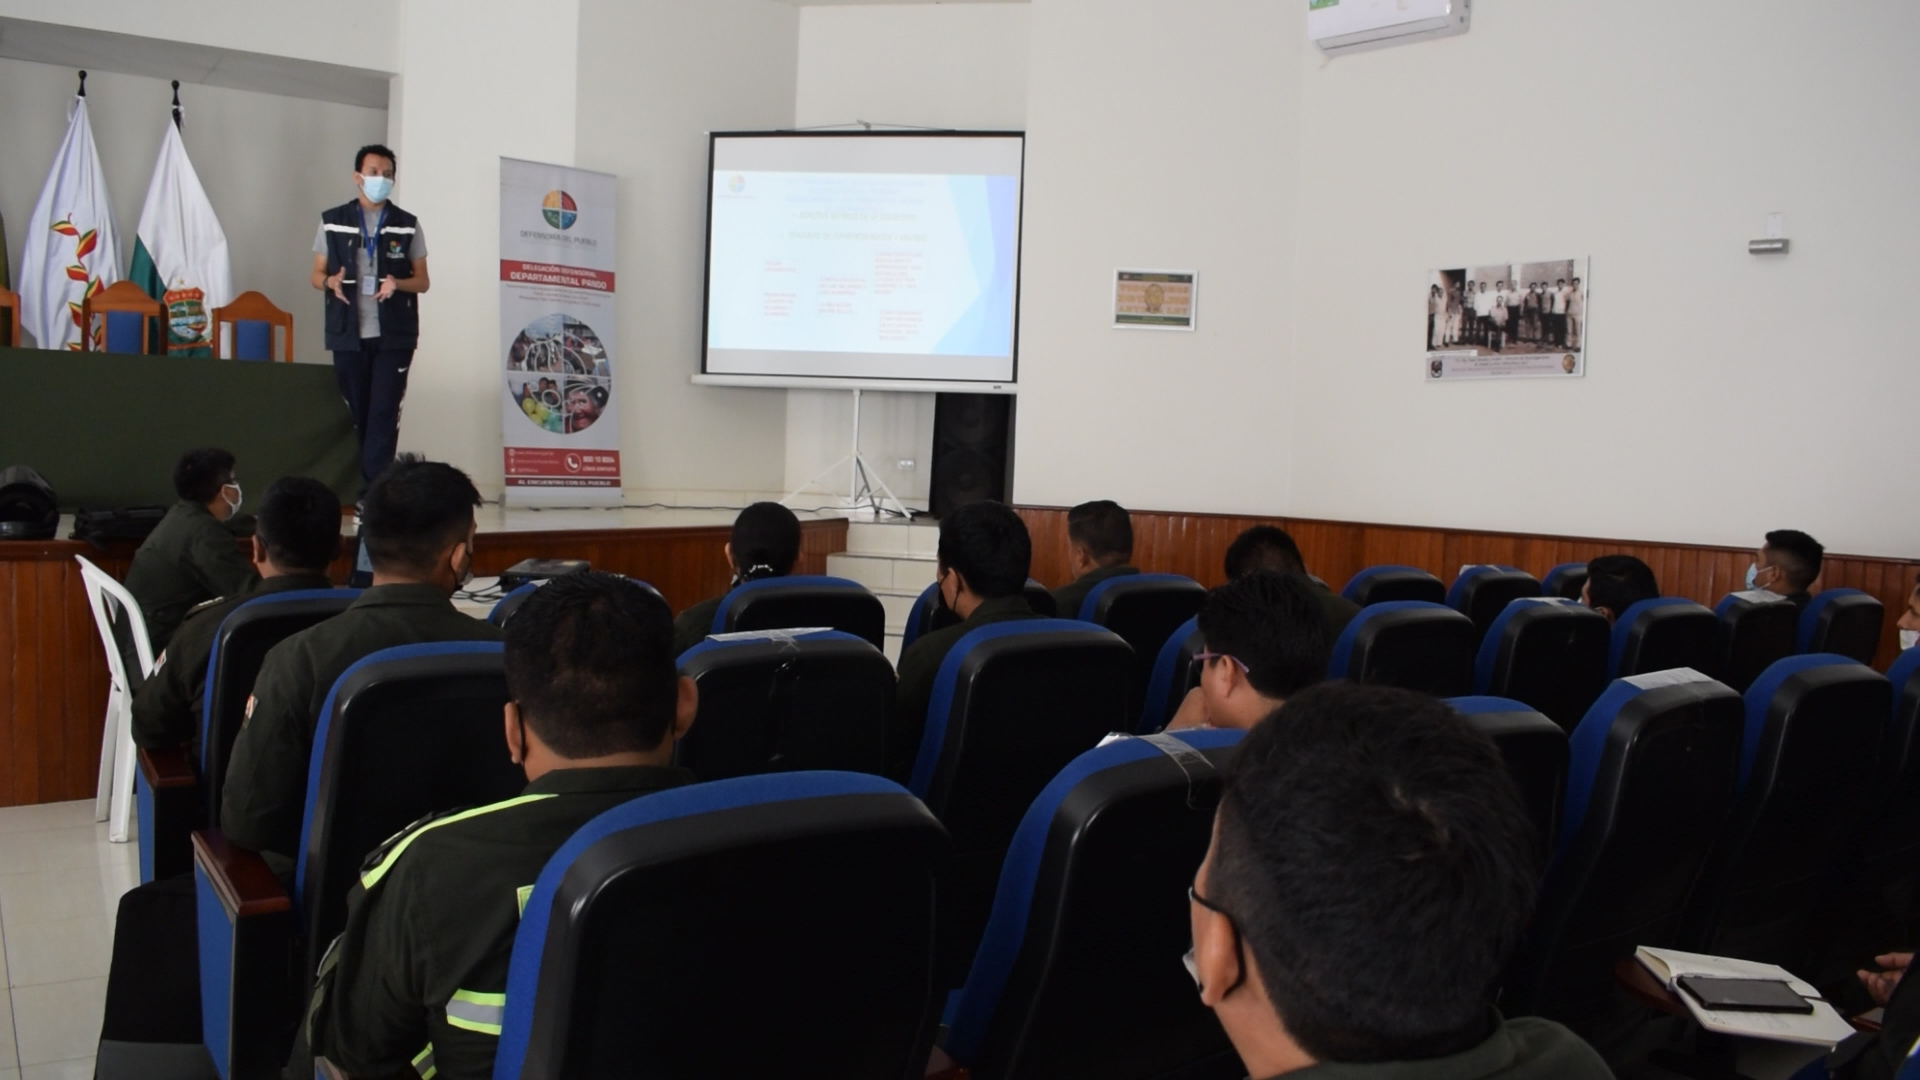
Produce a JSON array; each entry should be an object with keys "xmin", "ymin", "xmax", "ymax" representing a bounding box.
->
[{"xmin": 703, "ymin": 134, "xmax": 1023, "ymax": 385}]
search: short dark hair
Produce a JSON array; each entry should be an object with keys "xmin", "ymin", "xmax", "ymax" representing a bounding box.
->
[
  {"xmin": 1066, "ymin": 500, "xmax": 1133, "ymax": 564},
  {"xmin": 1195, "ymin": 570, "xmax": 1328, "ymax": 700},
  {"xmin": 730, "ymin": 502, "xmax": 801, "ymax": 581},
  {"xmin": 255, "ymin": 478, "xmax": 341, "ymax": 573},
  {"xmin": 1764, "ymin": 529, "xmax": 1824, "ymax": 591},
  {"xmin": 359, "ymin": 456, "xmax": 480, "ymax": 575},
  {"xmin": 1224, "ymin": 525, "xmax": 1306, "ymax": 579},
  {"xmin": 1585, "ymin": 554, "xmax": 1659, "ymax": 615},
  {"xmin": 936, "ymin": 501, "xmax": 1030, "ymax": 599},
  {"xmin": 173, "ymin": 448, "xmax": 235, "ymax": 504},
  {"xmin": 1211, "ymin": 683, "xmax": 1538, "ymax": 1062},
  {"xmin": 354, "ymin": 144, "xmax": 397, "ymax": 173},
  {"xmin": 504, "ymin": 572, "xmax": 678, "ymax": 758}
]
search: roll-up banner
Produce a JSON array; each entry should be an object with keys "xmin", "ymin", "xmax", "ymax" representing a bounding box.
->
[{"xmin": 499, "ymin": 157, "xmax": 621, "ymax": 504}]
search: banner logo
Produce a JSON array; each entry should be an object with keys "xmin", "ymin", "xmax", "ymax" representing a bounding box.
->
[
  {"xmin": 728, "ymin": 175, "xmax": 746, "ymax": 195},
  {"xmin": 541, "ymin": 190, "xmax": 578, "ymax": 230}
]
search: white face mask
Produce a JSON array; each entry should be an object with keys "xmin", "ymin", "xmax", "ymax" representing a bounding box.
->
[
  {"xmin": 1901, "ymin": 629, "xmax": 1919, "ymax": 651},
  {"xmin": 1745, "ymin": 563, "xmax": 1762, "ymax": 590},
  {"xmin": 221, "ymin": 481, "xmax": 242, "ymax": 515}
]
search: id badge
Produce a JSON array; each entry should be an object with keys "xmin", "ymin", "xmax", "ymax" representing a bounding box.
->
[{"xmin": 360, "ymin": 274, "xmax": 377, "ymax": 297}]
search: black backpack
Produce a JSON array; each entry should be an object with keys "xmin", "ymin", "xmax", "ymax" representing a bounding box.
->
[{"xmin": 71, "ymin": 506, "xmax": 169, "ymax": 547}]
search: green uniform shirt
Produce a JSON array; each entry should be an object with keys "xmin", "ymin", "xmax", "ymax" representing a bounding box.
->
[
  {"xmin": 221, "ymin": 583, "xmax": 502, "ymax": 862},
  {"xmin": 1050, "ymin": 563, "xmax": 1140, "ymax": 622},
  {"xmin": 1311, "ymin": 579, "xmax": 1364, "ymax": 643},
  {"xmin": 671, "ymin": 594, "xmax": 724, "ymax": 659},
  {"xmin": 308, "ymin": 764, "xmax": 693, "ymax": 1080},
  {"xmin": 1277, "ymin": 1014, "xmax": 1610, "ymax": 1080},
  {"xmin": 889, "ymin": 593, "xmax": 1039, "ymax": 781},
  {"xmin": 124, "ymin": 500, "xmax": 261, "ymax": 649},
  {"xmin": 130, "ymin": 572, "xmax": 334, "ymax": 753}
]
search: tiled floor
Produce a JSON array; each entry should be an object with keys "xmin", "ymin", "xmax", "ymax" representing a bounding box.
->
[{"xmin": 0, "ymin": 798, "xmax": 137, "ymax": 1079}]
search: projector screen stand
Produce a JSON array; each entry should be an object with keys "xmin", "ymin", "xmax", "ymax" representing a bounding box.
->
[{"xmin": 782, "ymin": 388, "xmax": 911, "ymax": 519}]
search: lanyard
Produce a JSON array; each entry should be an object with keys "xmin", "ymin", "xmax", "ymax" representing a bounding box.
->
[{"xmin": 358, "ymin": 204, "xmax": 386, "ymax": 262}]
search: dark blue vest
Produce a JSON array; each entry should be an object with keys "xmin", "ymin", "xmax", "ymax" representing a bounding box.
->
[{"xmin": 319, "ymin": 200, "xmax": 421, "ymax": 352}]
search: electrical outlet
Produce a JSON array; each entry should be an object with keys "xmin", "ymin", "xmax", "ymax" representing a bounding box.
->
[{"xmin": 897, "ymin": 458, "xmax": 917, "ymax": 472}]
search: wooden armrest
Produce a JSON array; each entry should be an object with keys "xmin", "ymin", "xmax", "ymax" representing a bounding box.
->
[
  {"xmin": 192, "ymin": 830, "xmax": 290, "ymax": 916},
  {"xmin": 1613, "ymin": 956, "xmax": 1689, "ymax": 1018},
  {"xmin": 138, "ymin": 746, "xmax": 197, "ymax": 789}
]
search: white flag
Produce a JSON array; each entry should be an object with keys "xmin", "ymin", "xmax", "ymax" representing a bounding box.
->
[
  {"xmin": 19, "ymin": 94, "xmax": 120, "ymax": 351},
  {"xmin": 130, "ymin": 118, "xmax": 231, "ymax": 356}
]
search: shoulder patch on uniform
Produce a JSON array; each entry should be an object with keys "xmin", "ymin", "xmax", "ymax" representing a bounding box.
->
[
  {"xmin": 186, "ymin": 596, "xmax": 227, "ymax": 618},
  {"xmin": 243, "ymin": 695, "xmax": 257, "ymax": 726},
  {"xmin": 358, "ymin": 794, "xmax": 557, "ymax": 891}
]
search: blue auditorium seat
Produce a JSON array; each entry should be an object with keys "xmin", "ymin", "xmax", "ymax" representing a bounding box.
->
[
  {"xmin": 674, "ymin": 629, "xmax": 892, "ymax": 780},
  {"xmin": 493, "ymin": 772, "xmax": 948, "ymax": 1079},
  {"xmin": 1502, "ymin": 669, "xmax": 1743, "ymax": 1031},
  {"xmin": 1542, "ymin": 562, "xmax": 1589, "ymax": 602},
  {"xmin": 942, "ymin": 730, "xmax": 1243, "ymax": 1080},
  {"xmin": 1607, "ymin": 597, "xmax": 1721, "ymax": 680},
  {"xmin": 1077, "ymin": 573, "xmax": 1207, "ymax": 729},
  {"xmin": 1445, "ymin": 697, "xmax": 1570, "ymax": 866},
  {"xmin": 1713, "ymin": 590, "xmax": 1799, "ymax": 693},
  {"xmin": 1327, "ymin": 600, "xmax": 1477, "ymax": 697},
  {"xmin": 910, "ymin": 619, "xmax": 1134, "ymax": 981},
  {"xmin": 710, "ymin": 574, "xmax": 886, "ymax": 648},
  {"xmin": 1472, "ymin": 597, "xmax": 1610, "ymax": 731},
  {"xmin": 1447, "ymin": 565, "xmax": 1543, "ymax": 641},
  {"xmin": 134, "ymin": 588, "xmax": 358, "ymax": 883},
  {"xmin": 1141, "ymin": 615, "xmax": 1203, "ymax": 732},
  {"xmin": 900, "ymin": 579, "xmax": 1056, "ymax": 651},
  {"xmin": 1679, "ymin": 654, "xmax": 1890, "ymax": 972},
  {"xmin": 1798, "ymin": 588, "xmax": 1885, "ymax": 664},
  {"xmin": 195, "ymin": 642, "xmax": 520, "ymax": 1079},
  {"xmin": 1339, "ymin": 564, "xmax": 1446, "ymax": 607}
]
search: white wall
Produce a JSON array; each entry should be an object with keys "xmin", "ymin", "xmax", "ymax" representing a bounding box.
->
[
  {"xmin": 385, "ymin": 0, "xmax": 579, "ymax": 497},
  {"xmin": 0, "ymin": 58, "xmax": 387, "ymax": 362},
  {"xmin": 574, "ymin": 0, "xmax": 800, "ymax": 501},
  {"xmin": 1284, "ymin": 0, "xmax": 1920, "ymax": 557},
  {"xmin": 0, "ymin": 0, "xmax": 394, "ymax": 70},
  {"xmin": 1012, "ymin": 0, "xmax": 1303, "ymax": 515},
  {"xmin": 787, "ymin": 2, "xmax": 1031, "ymax": 507}
]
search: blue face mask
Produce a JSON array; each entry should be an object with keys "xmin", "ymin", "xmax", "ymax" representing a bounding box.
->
[
  {"xmin": 360, "ymin": 174, "xmax": 394, "ymax": 204},
  {"xmin": 1745, "ymin": 563, "xmax": 1760, "ymax": 590}
]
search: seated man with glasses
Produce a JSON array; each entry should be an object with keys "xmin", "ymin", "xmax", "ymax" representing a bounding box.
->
[
  {"xmin": 1166, "ymin": 570, "xmax": 1328, "ymax": 732},
  {"xmin": 1187, "ymin": 683, "xmax": 1612, "ymax": 1079}
]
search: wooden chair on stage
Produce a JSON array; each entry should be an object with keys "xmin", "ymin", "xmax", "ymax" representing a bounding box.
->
[
  {"xmin": 212, "ymin": 290, "xmax": 294, "ymax": 362},
  {"xmin": 82, "ymin": 280, "xmax": 163, "ymax": 354},
  {"xmin": 0, "ymin": 284, "xmax": 20, "ymax": 348}
]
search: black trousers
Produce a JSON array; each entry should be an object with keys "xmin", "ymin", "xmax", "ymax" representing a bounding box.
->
[{"xmin": 332, "ymin": 339, "xmax": 414, "ymax": 488}]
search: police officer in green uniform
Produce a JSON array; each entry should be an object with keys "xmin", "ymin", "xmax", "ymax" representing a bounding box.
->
[
  {"xmin": 125, "ymin": 447, "xmax": 259, "ymax": 650},
  {"xmin": 222, "ymin": 457, "xmax": 498, "ymax": 869},
  {"xmin": 1050, "ymin": 499, "xmax": 1140, "ymax": 620},
  {"xmin": 131, "ymin": 477, "xmax": 342, "ymax": 754},
  {"xmin": 304, "ymin": 572, "xmax": 697, "ymax": 1080},
  {"xmin": 670, "ymin": 501, "xmax": 803, "ymax": 657},
  {"xmin": 889, "ymin": 501, "xmax": 1039, "ymax": 781},
  {"xmin": 1222, "ymin": 525, "xmax": 1362, "ymax": 643}
]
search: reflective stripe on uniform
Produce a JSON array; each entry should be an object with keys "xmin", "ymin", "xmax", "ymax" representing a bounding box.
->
[
  {"xmin": 445, "ymin": 990, "xmax": 506, "ymax": 1036},
  {"xmin": 380, "ymin": 225, "xmax": 417, "ymax": 234},
  {"xmin": 321, "ymin": 223, "xmax": 358, "ymax": 233},
  {"xmin": 516, "ymin": 884, "xmax": 534, "ymax": 918},
  {"xmin": 412, "ymin": 1043, "xmax": 437, "ymax": 1079},
  {"xmin": 358, "ymin": 794, "xmax": 556, "ymax": 890}
]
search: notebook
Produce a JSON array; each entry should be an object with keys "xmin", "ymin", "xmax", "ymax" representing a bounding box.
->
[{"xmin": 1635, "ymin": 946, "xmax": 1857, "ymax": 1047}]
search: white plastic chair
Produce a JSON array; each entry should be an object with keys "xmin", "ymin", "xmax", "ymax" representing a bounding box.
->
[{"xmin": 75, "ymin": 555, "xmax": 155, "ymax": 843}]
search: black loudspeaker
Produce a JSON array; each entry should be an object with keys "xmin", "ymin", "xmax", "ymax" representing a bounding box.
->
[{"xmin": 929, "ymin": 394, "xmax": 1014, "ymax": 519}]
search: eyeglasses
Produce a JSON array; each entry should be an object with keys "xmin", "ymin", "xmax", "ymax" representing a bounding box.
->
[
  {"xmin": 1185, "ymin": 883, "xmax": 1247, "ymax": 995},
  {"xmin": 1188, "ymin": 884, "xmax": 1233, "ymax": 919},
  {"xmin": 1192, "ymin": 650, "xmax": 1249, "ymax": 674}
]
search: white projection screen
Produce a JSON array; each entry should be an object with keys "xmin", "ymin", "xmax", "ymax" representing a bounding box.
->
[{"xmin": 700, "ymin": 132, "xmax": 1025, "ymax": 389}]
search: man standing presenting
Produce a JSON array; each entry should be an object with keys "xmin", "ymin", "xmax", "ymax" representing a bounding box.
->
[{"xmin": 312, "ymin": 144, "xmax": 430, "ymax": 493}]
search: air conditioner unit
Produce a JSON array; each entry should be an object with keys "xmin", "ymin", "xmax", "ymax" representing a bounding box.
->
[{"xmin": 1309, "ymin": 0, "xmax": 1471, "ymax": 57}]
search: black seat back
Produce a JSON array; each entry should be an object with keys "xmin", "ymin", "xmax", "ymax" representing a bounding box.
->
[
  {"xmin": 1504, "ymin": 670, "xmax": 1743, "ymax": 1028},
  {"xmin": 674, "ymin": 630, "xmax": 893, "ymax": 781},
  {"xmin": 1141, "ymin": 616, "xmax": 1204, "ymax": 733},
  {"xmin": 1474, "ymin": 598, "xmax": 1611, "ymax": 731},
  {"xmin": 908, "ymin": 620, "xmax": 1134, "ymax": 977},
  {"xmin": 902, "ymin": 580, "xmax": 1056, "ymax": 650},
  {"xmin": 1448, "ymin": 565, "xmax": 1545, "ymax": 642},
  {"xmin": 1542, "ymin": 562, "xmax": 1589, "ymax": 602},
  {"xmin": 1447, "ymin": 698, "xmax": 1570, "ymax": 867},
  {"xmin": 1083, "ymin": 574, "xmax": 1207, "ymax": 728},
  {"xmin": 1714, "ymin": 591, "xmax": 1800, "ymax": 694},
  {"xmin": 1339, "ymin": 564, "xmax": 1446, "ymax": 607},
  {"xmin": 494, "ymin": 773, "xmax": 948, "ymax": 1080},
  {"xmin": 200, "ymin": 589, "xmax": 360, "ymax": 826},
  {"xmin": 1798, "ymin": 589, "xmax": 1886, "ymax": 665},
  {"xmin": 715, "ymin": 575, "xmax": 887, "ymax": 648},
  {"xmin": 942, "ymin": 731, "xmax": 1243, "ymax": 1080},
  {"xmin": 1328, "ymin": 601, "xmax": 1477, "ymax": 697},
  {"xmin": 1609, "ymin": 598, "xmax": 1722, "ymax": 681},
  {"xmin": 297, "ymin": 642, "xmax": 524, "ymax": 980},
  {"xmin": 1679, "ymin": 655, "xmax": 1890, "ymax": 971}
]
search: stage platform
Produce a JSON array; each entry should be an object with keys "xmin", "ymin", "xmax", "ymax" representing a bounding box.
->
[{"xmin": 1, "ymin": 504, "xmax": 939, "ymax": 808}]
